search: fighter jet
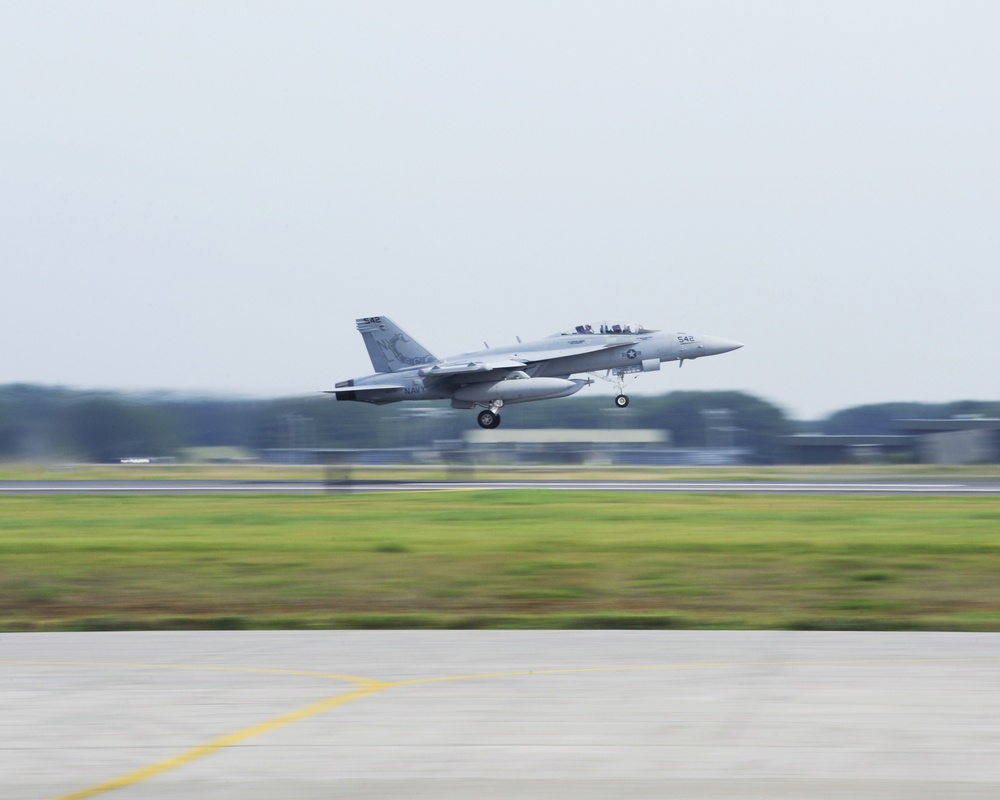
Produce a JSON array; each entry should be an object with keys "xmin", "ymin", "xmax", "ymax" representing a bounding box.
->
[{"xmin": 330, "ymin": 316, "xmax": 743, "ymax": 429}]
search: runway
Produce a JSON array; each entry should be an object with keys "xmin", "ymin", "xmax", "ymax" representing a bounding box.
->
[
  {"xmin": 4, "ymin": 631, "xmax": 1000, "ymax": 799},
  {"xmin": 3, "ymin": 478, "xmax": 1000, "ymax": 495}
]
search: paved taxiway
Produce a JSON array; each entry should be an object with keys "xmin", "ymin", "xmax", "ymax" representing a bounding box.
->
[
  {"xmin": 4, "ymin": 630, "xmax": 999, "ymax": 799},
  {"xmin": 3, "ymin": 478, "xmax": 1000, "ymax": 495}
]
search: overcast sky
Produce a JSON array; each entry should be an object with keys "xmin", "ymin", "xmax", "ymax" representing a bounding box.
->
[{"xmin": 2, "ymin": 2, "xmax": 998, "ymax": 419}]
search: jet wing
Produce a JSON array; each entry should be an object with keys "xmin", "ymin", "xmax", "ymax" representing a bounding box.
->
[
  {"xmin": 322, "ymin": 383, "xmax": 408, "ymax": 394},
  {"xmin": 419, "ymin": 340, "xmax": 636, "ymax": 381},
  {"xmin": 420, "ymin": 359, "xmax": 526, "ymax": 377},
  {"xmin": 513, "ymin": 340, "xmax": 638, "ymax": 363}
]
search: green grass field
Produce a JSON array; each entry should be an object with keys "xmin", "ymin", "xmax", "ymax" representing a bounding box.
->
[{"xmin": 2, "ymin": 491, "xmax": 999, "ymax": 631}]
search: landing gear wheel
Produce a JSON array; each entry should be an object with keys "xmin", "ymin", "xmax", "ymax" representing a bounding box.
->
[
  {"xmin": 615, "ymin": 394, "xmax": 630, "ymax": 408},
  {"xmin": 477, "ymin": 410, "xmax": 501, "ymax": 429}
]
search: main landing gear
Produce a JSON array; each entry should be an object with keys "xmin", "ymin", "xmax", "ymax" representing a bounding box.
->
[
  {"xmin": 615, "ymin": 394, "xmax": 630, "ymax": 408},
  {"xmin": 477, "ymin": 399, "xmax": 504, "ymax": 429},
  {"xmin": 477, "ymin": 410, "xmax": 501, "ymax": 429}
]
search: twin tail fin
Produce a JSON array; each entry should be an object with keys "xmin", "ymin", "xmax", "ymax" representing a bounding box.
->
[{"xmin": 355, "ymin": 316, "xmax": 439, "ymax": 373}]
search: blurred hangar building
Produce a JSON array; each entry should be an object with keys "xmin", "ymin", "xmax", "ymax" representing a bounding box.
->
[
  {"xmin": 782, "ymin": 417, "xmax": 1000, "ymax": 465},
  {"xmin": 462, "ymin": 428, "xmax": 749, "ymax": 466}
]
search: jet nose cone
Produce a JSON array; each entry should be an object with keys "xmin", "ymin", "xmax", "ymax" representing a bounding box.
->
[{"xmin": 700, "ymin": 336, "xmax": 744, "ymax": 356}]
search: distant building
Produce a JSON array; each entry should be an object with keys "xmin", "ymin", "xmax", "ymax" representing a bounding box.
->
[
  {"xmin": 462, "ymin": 428, "xmax": 750, "ymax": 465},
  {"xmin": 895, "ymin": 418, "xmax": 1000, "ymax": 464},
  {"xmin": 782, "ymin": 417, "xmax": 1000, "ymax": 465},
  {"xmin": 781, "ymin": 435, "xmax": 915, "ymax": 465}
]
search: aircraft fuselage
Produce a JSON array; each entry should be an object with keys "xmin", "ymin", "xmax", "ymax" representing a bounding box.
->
[{"xmin": 334, "ymin": 328, "xmax": 741, "ymax": 408}]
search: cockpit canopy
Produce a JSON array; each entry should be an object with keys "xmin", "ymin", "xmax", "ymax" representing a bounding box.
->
[{"xmin": 553, "ymin": 321, "xmax": 659, "ymax": 336}]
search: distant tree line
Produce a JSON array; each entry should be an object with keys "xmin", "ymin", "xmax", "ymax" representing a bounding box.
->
[{"xmin": 2, "ymin": 383, "xmax": 997, "ymax": 465}]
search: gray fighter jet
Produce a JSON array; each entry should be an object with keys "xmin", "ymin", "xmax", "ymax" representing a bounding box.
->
[{"xmin": 330, "ymin": 316, "xmax": 743, "ymax": 428}]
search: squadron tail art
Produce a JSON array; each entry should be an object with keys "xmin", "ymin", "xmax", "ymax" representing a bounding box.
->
[{"xmin": 330, "ymin": 316, "xmax": 743, "ymax": 429}]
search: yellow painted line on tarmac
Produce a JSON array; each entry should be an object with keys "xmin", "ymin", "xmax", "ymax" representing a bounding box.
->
[
  {"xmin": 2, "ymin": 659, "xmax": 389, "ymax": 800},
  {"xmin": 52, "ymin": 680, "xmax": 390, "ymax": 800},
  {"xmin": 2, "ymin": 654, "xmax": 997, "ymax": 800}
]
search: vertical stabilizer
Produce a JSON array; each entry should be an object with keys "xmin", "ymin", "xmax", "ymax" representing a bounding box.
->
[{"xmin": 355, "ymin": 316, "xmax": 439, "ymax": 373}]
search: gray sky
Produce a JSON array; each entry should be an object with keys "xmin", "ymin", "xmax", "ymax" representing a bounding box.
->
[{"xmin": 3, "ymin": 2, "xmax": 998, "ymax": 420}]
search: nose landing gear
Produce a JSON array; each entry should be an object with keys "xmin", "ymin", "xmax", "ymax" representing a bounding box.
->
[{"xmin": 611, "ymin": 369, "xmax": 631, "ymax": 408}]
